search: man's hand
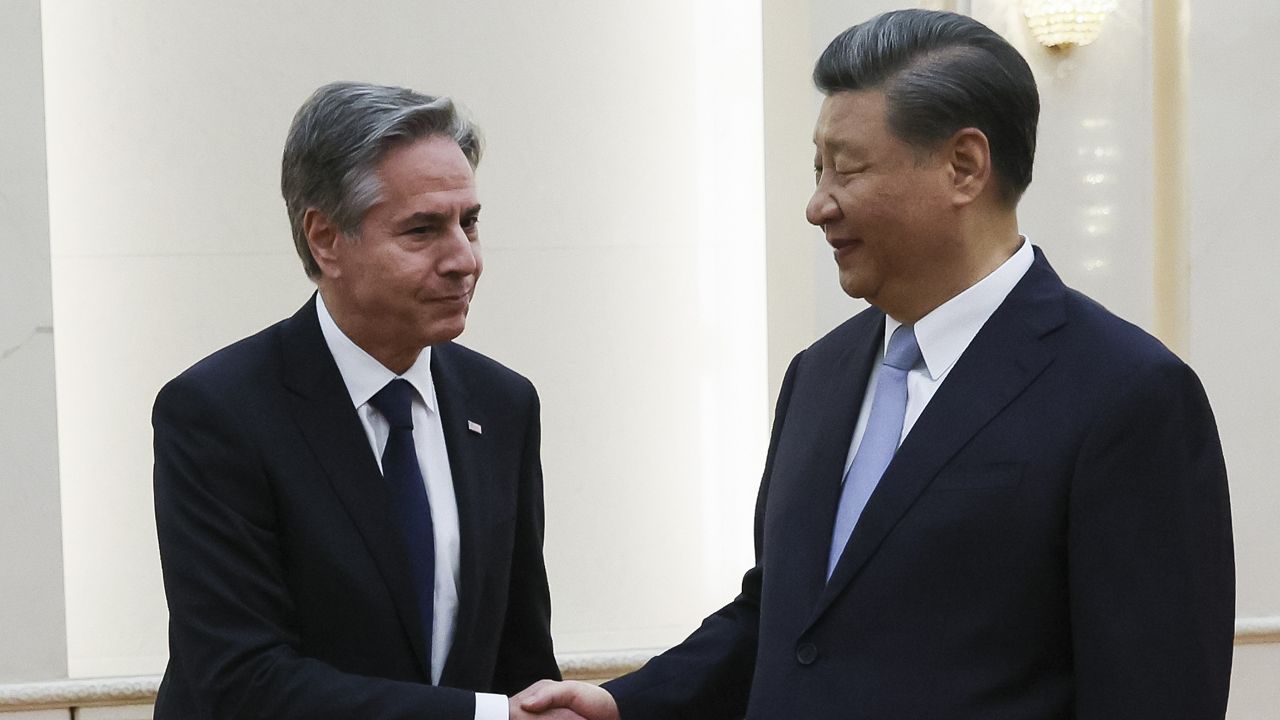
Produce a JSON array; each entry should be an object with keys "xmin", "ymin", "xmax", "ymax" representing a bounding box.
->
[
  {"xmin": 508, "ymin": 694, "xmax": 587, "ymax": 720},
  {"xmin": 513, "ymin": 680, "xmax": 620, "ymax": 720}
]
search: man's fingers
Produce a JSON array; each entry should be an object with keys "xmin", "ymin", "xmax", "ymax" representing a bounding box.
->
[
  {"xmin": 516, "ymin": 681, "xmax": 620, "ymax": 720},
  {"xmin": 513, "ymin": 679, "xmax": 555, "ymax": 704},
  {"xmin": 510, "ymin": 689, "xmax": 588, "ymax": 720},
  {"xmin": 518, "ymin": 682, "xmax": 567, "ymax": 711}
]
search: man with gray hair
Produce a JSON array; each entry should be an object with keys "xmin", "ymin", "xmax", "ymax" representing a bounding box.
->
[{"xmin": 153, "ymin": 82, "xmax": 561, "ymax": 719}]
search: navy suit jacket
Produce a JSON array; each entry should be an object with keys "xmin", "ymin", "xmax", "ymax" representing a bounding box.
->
[
  {"xmin": 605, "ymin": 249, "xmax": 1234, "ymax": 719},
  {"xmin": 153, "ymin": 297, "xmax": 559, "ymax": 719}
]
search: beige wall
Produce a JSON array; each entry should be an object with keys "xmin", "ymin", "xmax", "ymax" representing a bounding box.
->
[
  {"xmin": 1187, "ymin": 0, "xmax": 1280, "ymax": 714},
  {"xmin": 0, "ymin": 0, "xmax": 68, "ymax": 684},
  {"xmin": 1188, "ymin": 0, "xmax": 1280, "ymax": 628}
]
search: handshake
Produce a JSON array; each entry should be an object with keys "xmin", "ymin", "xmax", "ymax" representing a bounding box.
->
[{"xmin": 507, "ymin": 680, "xmax": 619, "ymax": 720}]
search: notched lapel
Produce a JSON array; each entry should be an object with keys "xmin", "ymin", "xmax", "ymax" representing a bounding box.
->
[
  {"xmin": 430, "ymin": 344, "xmax": 494, "ymax": 685},
  {"xmin": 278, "ymin": 298, "xmax": 434, "ymax": 681},
  {"xmin": 766, "ymin": 311, "xmax": 884, "ymax": 608},
  {"xmin": 811, "ymin": 254, "xmax": 1068, "ymax": 624}
]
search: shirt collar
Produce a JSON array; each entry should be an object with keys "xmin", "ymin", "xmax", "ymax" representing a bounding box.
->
[
  {"xmin": 884, "ymin": 237, "xmax": 1034, "ymax": 380},
  {"xmin": 315, "ymin": 293, "xmax": 437, "ymax": 412}
]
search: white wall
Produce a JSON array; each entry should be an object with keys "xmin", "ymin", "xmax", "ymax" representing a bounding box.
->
[
  {"xmin": 0, "ymin": 0, "xmax": 68, "ymax": 683},
  {"xmin": 762, "ymin": 0, "xmax": 816, "ymax": 402},
  {"xmin": 41, "ymin": 0, "xmax": 766, "ymax": 676},
  {"xmin": 1188, "ymin": 0, "xmax": 1280, "ymax": 628},
  {"xmin": 1187, "ymin": 0, "xmax": 1280, "ymax": 714}
]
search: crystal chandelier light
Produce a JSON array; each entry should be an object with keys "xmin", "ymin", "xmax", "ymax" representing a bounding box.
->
[{"xmin": 1023, "ymin": 0, "xmax": 1118, "ymax": 49}]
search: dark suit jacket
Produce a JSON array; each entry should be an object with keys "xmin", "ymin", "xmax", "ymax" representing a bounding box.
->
[
  {"xmin": 152, "ymin": 297, "xmax": 559, "ymax": 720},
  {"xmin": 605, "ymin": 249, "xmax": 1234, "ymax": 719}
]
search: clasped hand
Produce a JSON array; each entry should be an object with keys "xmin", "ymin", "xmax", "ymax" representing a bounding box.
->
[{"xmin": 508, "ymin": 680, "xmax": 620, "ymax": 720}]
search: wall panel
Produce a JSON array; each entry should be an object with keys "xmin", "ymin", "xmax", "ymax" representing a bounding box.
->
[{"xmin": 0, "ymin": 0, "xmax": 68, "ymax": 684}]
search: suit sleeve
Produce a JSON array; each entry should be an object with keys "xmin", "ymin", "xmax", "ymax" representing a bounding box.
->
[
  {"xmin": 1067, "ymin": 358, "xmax": 1235, "ymax": 718},
  {"xmin": 601, "ymin": 353, "xmax": 804, "ymax": 720},
  {"xmin": 490, "ymin": 385, "xmax": 561, "ymax": 693},
  {"xmin": 153, "ymin": 375, "xmax": 476, "ymax": 720}
]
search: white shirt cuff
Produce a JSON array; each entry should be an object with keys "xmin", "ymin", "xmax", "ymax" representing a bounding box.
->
[{"xmin": 473, "ymin": 691, "xmax": 509, "ymax": 720}]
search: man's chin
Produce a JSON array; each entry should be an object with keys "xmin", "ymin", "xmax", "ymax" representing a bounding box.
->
[
  {"xmin": 420, "ymin": 317, "xmax": 468, "ymax": 347},
  {"xmin": 838, "ymin": 273, "xmax": 869, "ymax": 300}
]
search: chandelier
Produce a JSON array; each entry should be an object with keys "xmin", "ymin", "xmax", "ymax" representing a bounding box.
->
[{"xmin": 1023, "ymin": 0, "xmax": 1118, "ymax": 49}]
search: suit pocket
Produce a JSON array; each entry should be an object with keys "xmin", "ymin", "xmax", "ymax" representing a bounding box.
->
[{"xmin": 931, "ymin": 461, "xmax": 1025, "ymax": 491}]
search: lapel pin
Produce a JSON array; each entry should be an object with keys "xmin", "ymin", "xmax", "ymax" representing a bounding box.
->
[{"xmin": 467, "ymin": 420, "xmax": 483, "ymax": 435}]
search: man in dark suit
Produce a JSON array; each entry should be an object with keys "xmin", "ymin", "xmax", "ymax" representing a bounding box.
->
[
  {"xmin": 518, "ymin": 10, "xmax": 1235, "ymax": 719},
  {"xmin": 153, "ymin": 82, "xmax": 561, "ymax": 719}
]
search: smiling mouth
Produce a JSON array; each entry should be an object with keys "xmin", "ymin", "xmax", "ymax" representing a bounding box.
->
[
  {"xmin": 425, "ymin": 291, "xmax": 471, "ymax": 306},
  {"xmin": 829, "ymin": 238, "xmax": 859, "ymax": 256}
]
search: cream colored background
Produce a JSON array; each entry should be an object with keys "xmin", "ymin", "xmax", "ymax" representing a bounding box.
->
[
  {"xmin": 0, "ymin": 0, "xmax": 67, "ymax": 685},
  {"xmin": 1185, "ymin": 1, "xmax": 1280, "ymax": 712},
  {"xmin": 1, "ymin": 0, "xmax": 1277, "ymax": 716}
]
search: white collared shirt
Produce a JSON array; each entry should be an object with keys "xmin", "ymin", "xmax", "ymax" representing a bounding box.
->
[
  {"xmin": 844, "ymin": 238, "xmax": 1035, "ymax": 474},
  {"xmin": 316, "ymin": 295, "xmax": 507, "ymax": 720}
]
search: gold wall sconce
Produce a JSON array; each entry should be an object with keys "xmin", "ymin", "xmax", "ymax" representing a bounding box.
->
[{"xmin": 1023, "ymin": 0, "xmax": 1117, "ymax": 49}]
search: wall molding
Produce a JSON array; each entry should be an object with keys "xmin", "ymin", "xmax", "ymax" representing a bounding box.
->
[
  {"xmin": 558, "ymin": 649, "xmax": 656, "ymax": 681},
  {"xmin": 1235, "ymin": 616, "xmax": 1280, "ymax": 645},
  {"xmin": 4, "ymin": 621, "xmax": 1279, "ymax": 711},
  {"xmin": 0, "ymin": 650, "xmax": 659, "ymax": 711},
  {"xmin": 0, "ymin": 675, "xmax": 158, "ymax": 711}
]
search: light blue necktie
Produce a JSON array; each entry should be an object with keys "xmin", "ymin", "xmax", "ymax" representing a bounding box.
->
[{"xmin": 827, "ymin": 324, "xmax": 922, "ymax": 579}]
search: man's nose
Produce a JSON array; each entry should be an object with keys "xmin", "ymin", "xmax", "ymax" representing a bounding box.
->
[
  {"xmin": 438, "ymin": 225, "xmax": 478, "ymax": 276},
  {"xmin": 806, "ymin": 186, "xmax": 839, "ymax": 228}
]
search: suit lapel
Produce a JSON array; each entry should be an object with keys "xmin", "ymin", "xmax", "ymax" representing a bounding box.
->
[
  {"xmin": 278, "ymin": 296, "xmax": 433, "ymax": 680},
  {"xmin": 430, "ymin": 344, "xmax": 494, "ymax": 685},
  {"xmin": 774, "ymin": 311, "xmax": 884, "ymax": 607},
  {"xmin": 809, "ymin": 251, "xmax": 1068, "ymax": 624}
]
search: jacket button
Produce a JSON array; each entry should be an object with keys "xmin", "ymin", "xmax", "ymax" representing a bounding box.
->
[{"xmin": 796, "ymin": 642, "xmax": 818, "ymax": 665}]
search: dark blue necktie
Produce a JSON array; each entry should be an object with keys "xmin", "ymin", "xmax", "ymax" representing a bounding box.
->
[{"xmin": 368, "ymin": 378, "xmax": 435, "ymax": 677}]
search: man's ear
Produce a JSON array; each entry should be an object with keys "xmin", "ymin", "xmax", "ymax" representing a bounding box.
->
[
  {"xmin": 945, "ymin": 127, "xmax": 992, "ymax": 207},
  {"xmin": 303, "ymin": 208, "xmax": 343, "ymax": 278}
]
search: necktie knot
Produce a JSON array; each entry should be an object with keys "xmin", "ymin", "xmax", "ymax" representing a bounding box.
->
[
  {"xmin": 883, "ymin": 325, "xmax": 922, "ymax": 371},
  {"xmin": 369, "ymin": 378, "xmax": 417, "ymax": 430}
]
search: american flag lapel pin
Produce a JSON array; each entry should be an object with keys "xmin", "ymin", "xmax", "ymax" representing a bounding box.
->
[{"xmin": 467, "ymin": 420, "xmax": 483, "ymax": 435}]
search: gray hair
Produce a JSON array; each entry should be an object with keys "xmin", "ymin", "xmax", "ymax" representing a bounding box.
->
[{"xmin": 281, "ymin": 81, "xmax": 483, "ymax": 279}]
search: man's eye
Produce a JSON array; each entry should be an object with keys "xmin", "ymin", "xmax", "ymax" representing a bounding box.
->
[{"xmin": 462, "ymin": 216, "xmax": 480, "ymax": 230}]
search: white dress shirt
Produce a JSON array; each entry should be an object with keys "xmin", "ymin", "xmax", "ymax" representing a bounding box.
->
[
  {"xmin": 844, "ymin": 238, "xmax": 1035, "ymax": 475},
  {"xmin": 316, "ymin": 295, "xmax": 508, "ymax": 720}
]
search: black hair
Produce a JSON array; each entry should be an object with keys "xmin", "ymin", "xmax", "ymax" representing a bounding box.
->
[{"xmin": 814, "ymin": 9, "xmax": 1039, "ymax": 203}]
